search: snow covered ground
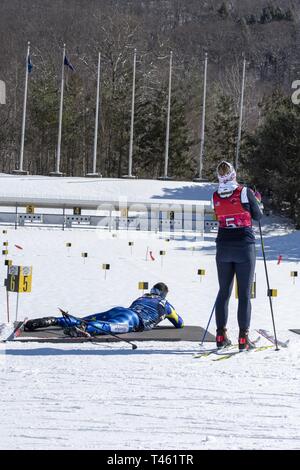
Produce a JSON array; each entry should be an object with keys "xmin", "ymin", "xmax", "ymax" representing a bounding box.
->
[
  {"xmin": 0, "ymin": 173, "xmax": 216, "ymax": 206},
  {"xmin": 0, "ymin": 214, "xmax": 300, "ymax": 449}
]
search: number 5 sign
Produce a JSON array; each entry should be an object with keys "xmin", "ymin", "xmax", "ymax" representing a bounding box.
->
[{"xmin": 20, "ymin": 266, "xmax": 32, "ymax": 292}]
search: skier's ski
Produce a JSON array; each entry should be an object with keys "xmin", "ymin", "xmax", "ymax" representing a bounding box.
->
[
  {"xmin": 193, "ymin": 344, "xmax": 236, "ymax": 359},
  {"xmin": 194, "ymin": 336, "xmax": 261, "ymax": 359},
  {"xmin": 256, "ymin": 329, "xmax": 289, "ymax": 348},
  {"xmin": 212, "ymin": 344, "xmax": 273, "ymax": 361},
  {"xmin": 3, "ymin": 318, "xmax": 29, "ymax": 342}
]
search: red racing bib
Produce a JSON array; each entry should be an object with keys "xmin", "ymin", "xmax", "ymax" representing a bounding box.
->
[{"xmin": 213, "ymin": 186, "xmax": 252, "ymax": 228}]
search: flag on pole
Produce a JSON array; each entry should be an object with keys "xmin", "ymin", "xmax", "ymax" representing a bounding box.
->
[
  {"xmin": 27, "ymin": 55, "xmax": 33, "ymax": 73},
  {"xmin": 64, "ymin": 55, "xmax": 75, "ymax": 71}
]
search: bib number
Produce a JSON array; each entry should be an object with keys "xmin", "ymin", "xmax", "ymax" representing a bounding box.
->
[{"xmin": 225, "ymin": 217, "xmax": 237, "ymax": 228}]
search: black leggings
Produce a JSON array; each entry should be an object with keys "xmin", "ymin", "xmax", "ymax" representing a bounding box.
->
[{"xmin": 215, "ymin": 243, "xmax": 256, "ymax": 331}]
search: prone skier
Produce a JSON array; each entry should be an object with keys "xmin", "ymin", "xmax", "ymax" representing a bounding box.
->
[{"xmin": 24, "ymin": 282, "xmax": 184, "ymax": 337}]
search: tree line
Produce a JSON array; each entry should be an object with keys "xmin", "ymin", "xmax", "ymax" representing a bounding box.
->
[{"xmin": 0, "ymin": 0, "xmax": 299, "ymax": 224}]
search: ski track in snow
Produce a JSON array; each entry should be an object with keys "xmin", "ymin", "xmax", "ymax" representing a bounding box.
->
[
  {"xmin": 1, "ymin": 341, "xmax": 300, "ymax": 450},
  {"xmin": 0, "ymin": 222, "xmax": 300, "ymax": 450}
]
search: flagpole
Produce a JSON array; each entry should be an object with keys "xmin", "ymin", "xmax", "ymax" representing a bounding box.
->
[
  {"xmin": 165, "ymin": 50, "xmax": 173, "ymax": 179},
  {"xmin": 86, "ymin": 52, "xmax": 102, "ymax": 177},
  {"xmin": 159, "ymin": 51, "xmax": 173, "ymax": 180},
  {"xmin": 123, "ymin": 48, "xmax": 136, "ymax": 179},
  {"xmin": 14, "ymin": 41, "xmax": 30, "ymax": 175},
  {"xmin": 194, "ymin": 52, "xmax": 208, "ymax": 182},
  {"xmin": 51, "ymin": 44, "xmax": 65, "ymax": 176},
  {"xmin": 0, "ymin": 80, "xmax": 6, "ymax": 105},
  {"xmin": 235, "ymin": 54, "xmax": 246, "ymax": 171}
]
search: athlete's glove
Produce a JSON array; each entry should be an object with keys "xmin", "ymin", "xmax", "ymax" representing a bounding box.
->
[
  {"xmin": 254, "ymin": 191, "xmax": 264, "ymax": 211},
  {"xmin": 254, "ymin": 191, "xmax": 261, "ymax": 203}
]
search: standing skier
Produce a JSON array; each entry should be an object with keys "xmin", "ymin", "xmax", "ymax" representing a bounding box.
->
[
  {"xmin": 212, "ymin": 161, "xmax": 263, "ymax": 350},
  {"xmin": 24, "ymin": 282, "xmax": 184, "ymax": 336}
]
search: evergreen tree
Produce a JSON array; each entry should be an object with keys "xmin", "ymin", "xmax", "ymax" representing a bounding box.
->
[
  {"xmin": 28, "ymin": 75, "xmax": 58, "ymax": 174},
  {"xmin": 29, "ymin": 73, "xmax": 92, "ymax": 175},
  {"xmin": 204, "ymin": 94, "xmax": 238, "ymax": 180},
  {"xmin": 134, "ymin": 92, "xmax": 164, "ymax": 178},
  {"xmin": 101, "ymin": 59, "xmax": 132, "ymax": 178},
  {"xmin": 217, "ymin": 2, "xmax": 229, "ymax": 19},
  {"xmin": 134, "ymin": 86, "xmax": 191, "ymax": 179},
  {"xmin": 242, "ymin": 91, "xmax": 300, "ymax": 226},
  {"xmin": 168, "ymin": 91, "xmax": 192, "ymax": 179}
]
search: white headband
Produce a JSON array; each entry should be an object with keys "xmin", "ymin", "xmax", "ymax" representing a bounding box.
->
[{"xmin": 217, "ymin": 162, "xmax": 236, "ymax": 184}]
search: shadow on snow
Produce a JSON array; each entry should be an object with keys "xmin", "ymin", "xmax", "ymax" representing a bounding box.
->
[
  {"xmin": 151, "ymin": 183, "xmax": 217, "ymax": 202},
  {"xmin": 4, "ymin": 347, "xmax": 197, "ymax": 357},
  {"xmin": 174, "ymin": 230, "xmax": 300, "ymax": 262}
]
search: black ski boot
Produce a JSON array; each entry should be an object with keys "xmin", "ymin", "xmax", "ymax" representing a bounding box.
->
[
  {"xmin": 238, "ymin": 329, "xmax": 256, "ymax": 350},
  {"xmin": 24, "ymin": 317, "xmax": 58, "ymax": 331},
  {"xmin": 216, "ymin": 327, "xmax": 232, "ymax": 349}
]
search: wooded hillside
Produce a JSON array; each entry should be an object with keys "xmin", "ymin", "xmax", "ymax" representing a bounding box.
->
[{"xmin": 0, "ymin": 0, "xmax": 299, "ymax": 187}]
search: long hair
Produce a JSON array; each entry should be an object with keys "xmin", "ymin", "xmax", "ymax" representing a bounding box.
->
[{"xmin": 217, "ymin": 161, "xmax": 232, "ymax": 177}]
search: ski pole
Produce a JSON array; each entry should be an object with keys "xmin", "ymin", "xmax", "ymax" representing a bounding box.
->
[
  {"xmin": 60, "ymin": 309, "xmax": 137, "ymax": 350},
  {"xmin": 200, "ymin": 298, "xmax": 216, "ymax": 345},
  {"xmin": 258, "ymin": 222, "xmax": 279, "ymax": 351}
]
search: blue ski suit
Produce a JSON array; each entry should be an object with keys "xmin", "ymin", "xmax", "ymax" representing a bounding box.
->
[{"xmin": 57, "ymin": 294, "xmax": 184, "ymax": 336}]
